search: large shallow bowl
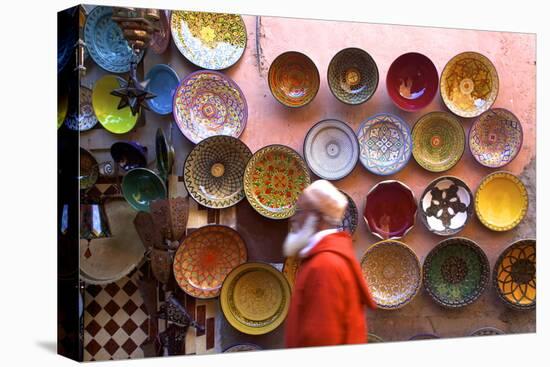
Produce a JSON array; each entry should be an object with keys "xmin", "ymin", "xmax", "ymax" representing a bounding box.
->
[
  {"xmin": 493, "ymin": 239, "xmax": 536, "ymax": 310},
  {"xmin": 387, "ymin": 52, "xmax": 439, "ymax": 111},
  {"xmin": 80, "ymin": 148, "xmax": 99, "ymax": 190},
  {"xmin": 412, "ymin": 112, "xmax": 465, "ymax": 172},
  {"xmin": 220, "ymin": 262, "xmax": 291, "ymax": 335},
  {"xmin": 155, "ymin": 128, "xmax": 174, "ymax": 179},
  {"xmin": 475, "ymin": 172, "xmax": 528, "ymax": 231},
  {"xmin": 170, "ymin": 11, "xmax": 247, "ymax": 70},
  {"xmin": 364, "ymin": 181, "xmax": 417, "ymax": 240},
  {"xmin": 469, "ymin": 108, "xmax": 523, "ymax": 168},
  {"xmin": 145, "ymin": 64, "xmax": 180, "ymax": 115},
  {"xmin": 149, "ymin": 10, "xmax": 171, "ymax": 55},
  {"xmin": 65, "ymin": 86, "xmax": 98, "ymax": 132},
  {"xmin": 92, "ymin": 75, "xmax": 139, "ymax": 134},
  {"xmin": 121, "ymin": 168, "xmax": 167, "ymax": 212},
  {"xmin": 419, "ymin": 176, "xmax": 474, "ymax": 236},
  {"xmin": 360, "ymin": 240, "xmax": 421, "ymax": 309},
  {"xmin": 83, "ymin": 6, "xmax": 144, "ymax": 73},
  {"xmin": 357, "ymin": 113, "xmax": 412, "ymax": 175},
  {"xmin": 173, "ymin": 70, "xmax": 247, "ymax": 144},
  {"xmin": 268, "ymin": 51, "xmax": 320, "ymax": 108},
  {"xmin": 339, "ymin": 190, "xmax": 359, "ymax": 235},
  {"xmin": 173, "ymin": 225, "xmax": 247, "ymax": 298},
  {"xmin": 244, "ymin": 145, "xmax": 311, "ymax": 219},
  {"xmin": 303, "ymin": 119, "xmax": 359, "ymax": 180},
  {"xmin": 423, "ymin": 237, "xmax": 490, "ymax": 308},
  {"xmin": 110, "ymin": 141, "xmax": 147, "ymax": 171},
  {"xmin": 440, "ymin": 52, "xmax": 499, "ymax": 118},
  {"xmin": 184, "ymin": 135, "xmax": 252, "ymax": 208},
  {"xmin": 327, "ymin": 47, "xmax": 379, "ymax": 105}
]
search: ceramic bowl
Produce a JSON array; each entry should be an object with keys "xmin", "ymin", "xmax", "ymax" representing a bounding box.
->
[
  {"xmin": 469, "ymin": 108, "xmax": 523, "ymax": 168},
  {"xmin": 469, "ymin": 327, "xmax": 505, "ymax": 336},
  {"xmin": 475, "ymin": 171, "xmax": 528, "ymax": 231},
  {"xmin": 423, "ymin": 237, "xmax": 490, "ymax": 308},
  {"xmin": 155, "ymin": 128, "xmax": 174, "ymax": 179},
  {"xmin": 110, "ymin": 141, "xmax": 147, "ymax": 171},
  {"xmin": 149, "ymin": 10, "xmax": 171, "ymax": 55},
  {"xmin": 387, "ymin": 52, "xmax": 439, "ymax": 111},
  {"xmin": 173, "ymin": 70, "xmax": 247, "ymax": 144},
  {"xmin": 339, "ymin": 190, "xmax": 359, "ymax": 235},
  {"xmin": 92, "ymin": 75, "xmax": 139, "ymax": 134},
  {"xmin": 440, "ymin": 51, "xmax": 499, "ymax": 118},
  {"xmin": 170, "ymin": 11, "xmax": 247, "ymax": 70},
  {"xmin": 412, "ymin": 111, "xmax": 465, "ymax": 172},
  {"xmin": 357, "ymin": 113, "xmax": 412, "ymax": 175},
  {"xmin": 79, "ymin": 148, "xmax": 99, "ymax": 190},
  {"xmin": 145, "ymin": 64, "xmax": 180, "ymax": 115},
  {"xmin": 328, "ymin": 47, "xmax": 379, "ymax": 105},
  {"xmin": 360, "ymin": 240, "xmax": 422, "ymax": 309},
  {"xmin": 184, "ymin": 135, "xmax": 252, "ymax": 208},
  {"xmin": 268, "ymin": 51, "xmax": 320, "ymax": 107},
  {"xmin": 419, "ymin": 176, "xmax": 474, "ymax": 236},
  {"xmin": 364, "ymin": 180, "xmax": 417, "ymax": 240},
  {"xmin": 493, "ymin": 239, "xmax": 536, "ymax": 310},
  {"xmin": 121, "ymin": 168, "xmax": 167, "ymax": 212}
]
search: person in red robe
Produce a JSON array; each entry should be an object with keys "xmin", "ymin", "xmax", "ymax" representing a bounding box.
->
[{"xmin": 283, "ymin": 180, "xmax": 377, "ymax": 348}]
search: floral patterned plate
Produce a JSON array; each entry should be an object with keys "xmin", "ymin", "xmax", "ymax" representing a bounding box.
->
[
  {"xmin": 243, "ymin": 145, "xmax": 311, "ymax": 219},
  {"xmin": 65, "ymin": 86, "xmax": 98, "ymax": 131}
]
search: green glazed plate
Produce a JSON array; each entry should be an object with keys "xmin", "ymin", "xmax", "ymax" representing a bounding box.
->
[{"xmin": 121, "ymin": 168, "xmax": 167, "ymax": 212}]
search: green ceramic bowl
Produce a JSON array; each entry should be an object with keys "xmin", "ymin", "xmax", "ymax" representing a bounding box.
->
[{"xmin": 121, "ymin": 168, "xmax": 167, "ymax": 212}]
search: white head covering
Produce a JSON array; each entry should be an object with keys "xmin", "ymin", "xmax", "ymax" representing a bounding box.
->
[{"xmin": 303, "ymin": 180, "xmax": 348, "ymax": 225}]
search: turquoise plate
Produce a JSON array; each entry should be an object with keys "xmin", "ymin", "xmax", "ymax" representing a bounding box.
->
[
  {"xmin": 121, "ymin": 168, "xmax": 167, "ymax": 212},
  {"xmin": 146, "ymin": 64, "xmax": 180, "ymax": 115}
]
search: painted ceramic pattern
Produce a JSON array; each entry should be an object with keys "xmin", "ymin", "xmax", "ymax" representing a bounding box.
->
[
  {"xmin": 357, "ymin": 113, "xmax": 412, "ymax": 175},
  {"xmin": 244, "ymin": 145, "xmax": 311, "ymax": 219},
  {"xmin": 170, "ymin": 11, "xmax": 246, "ymax": 70},
  {"xmin": 173, "ymin": 70, "xmax": 247, "ymax": 144},
  {"xmin": 469, "ymin": 108, "xmax": 523, "ymax": 168},
  {"xmin": 339, "ymin": 191, "xmax": 359, "ymax": 234},
  {"xmin": 223, "ymin": 344, "xmax": 262, "ymax": 353},
  {"xmin": 65, "ymin": 86, "xmax": 98, "ymax": 131},
  {"xmin": 470, "ymin": 327, "xmax": 505, "ymax": 336},
  {"xmin": 149, "ymin": 10, "xmax": 171, "ymax": 55}
]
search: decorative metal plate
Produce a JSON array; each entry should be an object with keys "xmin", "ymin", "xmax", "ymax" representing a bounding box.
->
[
  {"xmin": 223, "ymin": 343, "xmax": 262, "ymax": 353},
  {"xmin": 121, "ymin": 168, "xmax": 167, "ymax": 212},
  {"xmin": 339, "ymin": 191, "xmax": 359, "ymax": 235},
  {"xmin": 145, "ymin": 64, "xmax": 180, "ymax": 115},
  {"xmin": 92, "ymin": 75, "xmax": 139, "ymax": 134},
  {"xmin": 149, "ymin": 10, "xmax": 171, "ymax": 55},
  {"xmin": 65, "ymin": 86, "xmax": 98, "ymax": 131}
]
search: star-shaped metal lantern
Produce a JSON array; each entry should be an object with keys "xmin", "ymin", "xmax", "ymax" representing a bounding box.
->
[{"xmin": 110, "ymin": 60, "xmax": 156, "ymax": 116}]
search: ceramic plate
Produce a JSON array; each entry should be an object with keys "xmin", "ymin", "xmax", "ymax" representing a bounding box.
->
[
  {"xmin": 303, "ymin": 119, "xmax": 359, "ymax": 180},
  {"xmin": 469, "ymin": 327, "xmax": 504, "ymax": 336},
  {"xmin": 440, "ymin": 52, "xmax": 499, "ymax": 118},
  {"xmin": 84, "ymin": 6, "xmax": 144, "ymax": 73},
  {"xmin": 493, "ymin": 239, "xmax": 536, "ymax": 310},
  {"xmin": 65, "ymin": 86, "xmax": 98, "ymax": 131},
  {"xmin": 357, "ymin": 113, "xmax": 412, "ymax": 175},
  {"xmin": 173, "ymin": 70, "xmax": 247, "ymax": 144},
  {"xmin": 419, "ymin": 176, "xmax": 474, "ymax": 236},
  {"xmin": 149, "ymin": 10, "xmax": 171, "ymax": 55},
  {"xmin": 155, "ymin": 128, "xmax": 173, "ymax": 179},
  {"xmin": 423, "ymin": 237, "xmax": 490, "ymax": 308},
  {"xmin": 223, "ymin": 343, "xmax": 262, "ymax": 353},
  {"xmin": 368, "ymin": 334, "xmax": 385, "ymax": 343},
  {"xmin": 469, "ymin": 108, "xmax": 523, "ymax": 168},
  {"xmin": 58, "ymin": 90, "xmax": 68, "ymax": 129},
  {"xmin": 339, "ymin": 190, "xmax": 359, "ymax": 234},
  {"xmin": 173, "ymin": 225, "xmax": 247, "ymax": 299},
  {"xmin": 80, "ymin": 148, "xmax": 99, "ymax": 190},
  {"xmin": 220, "ymin": 262, "xmax": 291, "ymax": 335},
  {"xmin": 121, "ymin": 168, "xmax": 167, "ymax": 212},
  {"xmin": 184, "ymin": 135, "xmax": 252, "ymax": 208},
  {"xmin": 110, "ymin": 141, "xmax": 147, "ymax": 171},
  {"xmin": 475, "ymin": 171, "xmax": 528, "ymax": 231},
  {"xmin": 412, "ymin": 111, "xmax": 465, "ymax": 172},
  {"xmin": 282, "ymin": 256, "xmax": 301, "ymax": 290},
  {"xmin": 243, "ymin": 145, "xmax": 311, "ymax": 219},
  {"xmin": 92, "ymin": 75, "xmax": 139, "ymax": 134},
  {"xmin": 145, "ymin": 64, "xmax": 180, "ymax": 115},
  {"xmin": 170, "ymin": 11, "xmax": 247, "ymax": 70},
  {"xmin": 360, "ymin": 240, "xmax": 422, "ymax": 309},
  {"xmin": 409, "ymin": 334, "xmax": 440, "ymax": 341}
]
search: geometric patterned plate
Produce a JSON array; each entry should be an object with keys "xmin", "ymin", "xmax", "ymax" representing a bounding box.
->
[
  {"xmin": 173, "ymin": 225, "xmax": 247, "ymax": 299},
  {"xmin": 469, "ymin": 108, "xmax": 523, "ymax": 168},
  {"xmin": 339, "ymin": 190, "xmax": 359, "ymax": 235},
  {"xmin": 184, "ymin": 135, "xmax": 252, "ymax": 208},
  {"xmin": 65, "ymin": 86, "xmax": 98, "ymax": 132},
  {"xmin": 357, "ymin": 113, "xmax": 412, "ymax": 175}
]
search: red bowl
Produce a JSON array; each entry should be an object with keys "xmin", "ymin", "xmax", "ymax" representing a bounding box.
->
[
  {"xmin": 364, "ymin": 180, "xmax": 417, "ymax": 239},
  {"xmin": 386, "ymin": 52, "xmax": 439, "ymax": 111}
]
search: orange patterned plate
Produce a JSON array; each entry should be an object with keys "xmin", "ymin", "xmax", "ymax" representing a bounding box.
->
[{"xmin": 173, "ymin": 225, "xmax": 247, "ymax": 298}]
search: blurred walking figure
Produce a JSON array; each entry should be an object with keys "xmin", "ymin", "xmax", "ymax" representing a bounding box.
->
[{"xmin": 284, "ymin": 180, "xmax": 377, "ymax": 348}]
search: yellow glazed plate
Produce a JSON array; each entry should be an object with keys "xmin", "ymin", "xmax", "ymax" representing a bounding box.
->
[
  {"xmin": 58, "ymin": 91, "xmax": 68, "ymax": 129},
  {"xmin": 475, "ymin": 172, "xmax": 528, "ymax": 231},
  {"xmin": 92, "ymin": 75, "xmax": 139, "ymax": 134},
  {"xmin": 220, "ymin": 262, "xmax": 290, "ymax": 335}
]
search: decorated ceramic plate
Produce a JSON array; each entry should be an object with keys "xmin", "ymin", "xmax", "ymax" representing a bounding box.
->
[
  {"xmin": 368, "ymin": 333, "xmax": 384, "ymax": 343},
  {"xmin": 360, "ymin": 240, "xmax": 422, "ymax": 309},
  {"xmin": 303, "ymin": 119, "xmax": 359, "ymax": 180},
  {"xmin": 173, "ymin": 225, "xmax": 247, "ymax": 299},
  {"xmin": 121, "ymin": 168, "xmax": 167, "ymax": 212},
  {"xmin": 220, "ymin": 262, "xmax": 291, "ymax": 335},
  {"xmin": 327, "ymin": 47, "xmax": 379, "ymax": 105},
  {"xmin": 440, "ymin": 52, "xmax": 499, "ymax": 118},
  {"xmin": 409, "ymin": 334, "xmax": 440, "ymax": 341},
  {"xmin": 149, "ymin": 10, "xmax": 171, "ymax": 55},
  {"xmin": 155, "ymin": 128, "xmax": 174, "ymax": 179},
  {"xmin": 173, "ymin": 70, "xmax": 247, "ymax": 144},
  {"xmin": 364, "ymin": 180, "xmax": 417, "ymax": 240},
  {"xmin": 419, "ymin": 176, "xmax": 474, "ymax": 236},
  {"xmin": 469, "ymin": 327, "xmax": 505, "ymax": 336},
  {"xmin": 92, "ymin": 75, "xmax": 139, "ymax": 134},
  {"xmin": 357, "ymin": 113, "xmax": 412, "ymax": 175},
  {"xmin": 80, "ymin": 148, "xmax": 99, "ymax": 190},
  {"xmin": 145, "ymin": 64, "xmax": 180, "ymax": 115},
  {"xmin": 58, "ymin": 90, "xmax": 68, "ymax": 129},
  {"xmin": 475, "ymin": 172, "xmax": 528, "ymax": 231},
  {"xmin": 493, "ymin": 239, "xmax": 535, "ymax": 310},
  {"xmin": 469, "ymin": 108, "xmax": 523, "ymax": 168},
  {"xmin": 423, "ymin": 237, "xmax": 490, "ymax": 308},
  {"xmin": 339, "ymin": 191, "xmax": 359, "ymax": 234},
  {"xmin": 282, "ymin": 256, "xmax": 301, "ymax": 290},
  {"xmin": 184, "ymin": 135, "xmax": 252, "ymax": 208},
  {"xmin": 243, "ymin": 145, "xmax": 311, "ymax": 219},
  {"xmin": 412, "ymin": 112, "xmax": 465, "ymax": 172},
  {"xmin": 110, "ymin": 141, "xmax": 147, "ymax": 171},
  {"xmin": 65, "ymin": 86, "xmax": 98, "ymax": 131},
  {"xmin": 223, "ymin": 343, "xmax": 262, "ymax": 353},
  {"xmin": 84, "ymin": 6, "xmax": 144, "ymax": 73},
  {"xmin": 268, "ymin": 51, "xmax": 320, "ymax": 107},
  {"xmin": 170, "ymin": 11, "xmax": 246, "ymax": 70}
]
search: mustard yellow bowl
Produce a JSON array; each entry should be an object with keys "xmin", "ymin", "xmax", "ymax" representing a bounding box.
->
[
  {"xmin": 475, "ymin": 172, "xmax": 528, "ymax": 231},
  {"xmin": 92, "ymin": 75, "xmax": 139, "ymax": 134}
]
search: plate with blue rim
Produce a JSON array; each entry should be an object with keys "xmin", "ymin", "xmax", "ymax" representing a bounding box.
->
[{"xmin": 146, "ymin": 64, "xmax": 180, "ymax": 115}]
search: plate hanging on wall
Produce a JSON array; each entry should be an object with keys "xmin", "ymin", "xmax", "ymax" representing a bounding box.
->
[
  {"xmin": 65, "ymin": 86, "xmax": 98, "ymax": 132},
  {"xmin": 145, "ymin": 64, "xmax": 180, "ymax": 115}
]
